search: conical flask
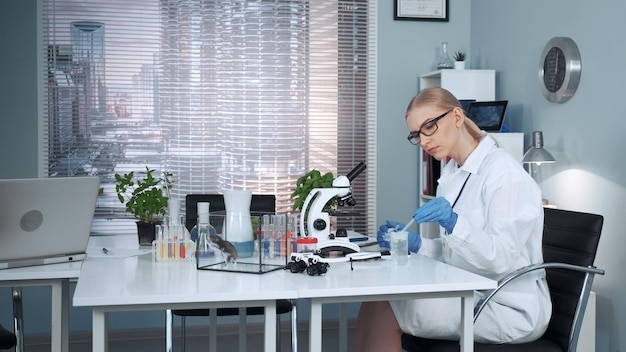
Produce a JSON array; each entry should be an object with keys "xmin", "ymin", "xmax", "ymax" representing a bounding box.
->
[{"xmin": 436, "ymin": 42, "xmax": 454, "ymax": 70}]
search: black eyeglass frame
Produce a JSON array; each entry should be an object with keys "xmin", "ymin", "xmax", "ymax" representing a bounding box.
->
[{"xmin": 406, "ymin": 109, "xmax": 452, "ymax": 145}]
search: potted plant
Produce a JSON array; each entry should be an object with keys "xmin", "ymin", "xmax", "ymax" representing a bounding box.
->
[
  {"xmin": 115, "ymin": 166, "xmax": 173, "ymax": 245},
  {"xmin": 453, "ymin": 50, "xmax": 466, "ymax": 70},
  {"xmin": 291, "ymin": 169, "xmax": 336, "ymax": 213}
]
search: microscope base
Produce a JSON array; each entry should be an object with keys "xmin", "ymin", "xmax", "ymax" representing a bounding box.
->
[{"xmin": 316, "ymin": 239, "xmax": 360, "ymax": 257}]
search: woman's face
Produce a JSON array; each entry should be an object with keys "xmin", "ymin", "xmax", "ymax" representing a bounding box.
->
[{"xmin": 406, "ymin": 105, "xmax": 460, "ymax": 160}]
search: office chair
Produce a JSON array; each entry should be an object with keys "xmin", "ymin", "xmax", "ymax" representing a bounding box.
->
[
  {"xmin": 0, "ymin": 323, "xmax": 16, "ymax": 350},
  {"xmin": 165, "ymin": 194, "xmax": 297, "ymax": 352},
  {"xmin": 401, "ymin": 207, "xmax": 605, "ymax": 352}
]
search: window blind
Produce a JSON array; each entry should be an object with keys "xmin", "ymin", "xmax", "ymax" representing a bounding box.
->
[{"xmin": 41, "ymin": 0, "xmax": 377, "ymax": 236}]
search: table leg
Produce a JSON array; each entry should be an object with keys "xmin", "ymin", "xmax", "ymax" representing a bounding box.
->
[
  {"xmin": 50, "ymin": 280, "xmax": 69, "ymax": 352},
  {"xmin": 290, "ymin": 301, "xmax": 298, "ymax": 352},
  {"xmin": 11, "ymin": 287, "xmax": 24, "ymax": 352},
  {"xmin": 264, "ymin": 301, "xmax": 277, "ymax": 352},
  {"xmin": 92, "ymin": 308, "xmax": 108, "ymax": 352},
  {"xmin": 459, "ymin": 293, "xmax": 474, "ymax": 352},
  {"xmin": 165, "ymin": 309, "xmax": 173, "ymax": 352},
  {"xmin": 209, "ymin": 309, "xmax": 217, "ymax": 352},
  {"xmin": 339, "ymin": 303, "xmax": 348, "ymax": 352},
  {"xmin": 238, "ymin": 307, "xmax": 246, "ymax": 352},
  {"xmin": 309, "ymin": 299, "xmax": 322, "ymax": 352}
]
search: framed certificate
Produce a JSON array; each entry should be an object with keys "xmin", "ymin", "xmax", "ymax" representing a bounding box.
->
[{"xmin": 394, "ymin": 0, "xmax": 449, "ymax": 22}]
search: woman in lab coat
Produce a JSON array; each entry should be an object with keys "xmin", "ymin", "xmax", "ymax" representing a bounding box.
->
[{"xmin": 352, "ymin": 87, "xmax": 551, "ymax": 352}]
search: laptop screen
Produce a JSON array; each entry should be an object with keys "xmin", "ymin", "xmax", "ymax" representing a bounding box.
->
[
  {"xmin": 466, "ymin": 101, "xmax": 508, "ymax": 132},
  {"xmin": 459, "ymin": 99, "xmax": 475, "ymax": 114}
]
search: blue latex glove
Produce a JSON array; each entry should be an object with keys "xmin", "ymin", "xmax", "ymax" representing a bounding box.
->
[
  {"xmin": 377, "ymin": 220, "xmax": 422, "ymax": 253},
  {"xmin": 413, "ymin": 197, "xmax": 458, "ymax": 234}
]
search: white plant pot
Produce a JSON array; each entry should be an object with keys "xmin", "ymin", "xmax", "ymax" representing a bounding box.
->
[{"xmin": 454, "ymin": 61, "xmax": 466, "ymax": 70}]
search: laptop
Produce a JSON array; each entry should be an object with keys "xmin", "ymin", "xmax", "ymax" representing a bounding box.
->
[
  {"xmin": 0, "ymin": 176, "xmax": 100, "ymax": 269},
  {"xmin": 466, "ymin": 100, "xmax": 509, "ymax": 132}
]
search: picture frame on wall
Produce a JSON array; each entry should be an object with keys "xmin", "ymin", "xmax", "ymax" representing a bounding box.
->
[{"xmin": 394, "ymin": 0, "xmax": 449, "ymax": 22}]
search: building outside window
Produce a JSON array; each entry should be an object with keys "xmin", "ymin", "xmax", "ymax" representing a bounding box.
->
[{"xmin": 42, "ymin": 0, "xmax": 377, "ymax": 235}]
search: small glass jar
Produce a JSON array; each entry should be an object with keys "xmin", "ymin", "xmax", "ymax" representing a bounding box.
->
[{"xmin": 297, "ymin": 237, "xmax": 318, "ymax": 253}]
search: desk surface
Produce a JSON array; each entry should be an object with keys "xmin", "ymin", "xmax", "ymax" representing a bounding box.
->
[
  {"xmin": 73, "ymin": 250, "xmax": 495, "ymax": 306},
  {"xmin": 0, "ymin": 261, "xmax": 82, "ymax": 282},
  {"xmin": 73, "ymin": 253, "xmax": 299, "ymax": 307},
  {"xmin": 291, "ymin": 255, "xmax": 495, "ymax": 298},
  {"xmin": 0, "ymin": 234, "xmax": 139, "ymax": 282},
  {"xmin": 296, "ymin": 255, "xmax": 496, "ymax": 352}
]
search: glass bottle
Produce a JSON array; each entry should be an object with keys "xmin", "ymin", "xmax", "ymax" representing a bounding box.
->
[
  {"xmin": 193, "ymin": 202, "xmax": 216, "ymax": 258},
  {"xmin": 436, "ymin": 42, "xmax": 454, "ymax": 70}
]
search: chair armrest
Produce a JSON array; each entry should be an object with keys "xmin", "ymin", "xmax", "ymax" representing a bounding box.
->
[{"xmin": 473, "ymin": 262, "xmax": 605, "ymax": 323}]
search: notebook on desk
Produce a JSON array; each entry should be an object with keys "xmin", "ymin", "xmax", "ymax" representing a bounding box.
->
[{"xmin": 0, "ymin": 176, "xmax": 100, "ymax": 269}]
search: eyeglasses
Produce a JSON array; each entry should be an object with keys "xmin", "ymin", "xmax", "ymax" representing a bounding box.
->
[{"xmin": 406, "ymin": 110, "xmax": 452, "ymax": 145}]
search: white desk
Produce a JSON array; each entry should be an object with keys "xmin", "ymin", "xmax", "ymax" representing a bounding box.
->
[
  {"xmin": 0, "ymin": 261, "xmax": 82, "ymax": 352},
  {"xmin": 73, "ymin": 247, "xmax": 495, "ymax": 352},
  {"xmin": 290, "ymin": 255, "xmax": 496, "ymax": 352},
  {"xmin": 72, "ymin": 253, "xmax": 299, "ymax": 352}
]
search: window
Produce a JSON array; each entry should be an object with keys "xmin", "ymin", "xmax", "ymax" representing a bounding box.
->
[{"xmin": 42, "ymin": 0, "xmax": 377, "ymax": 235}]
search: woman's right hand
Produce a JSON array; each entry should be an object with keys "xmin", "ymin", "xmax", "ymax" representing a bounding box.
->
[{"xmin": 377, "ymin": 220, "xmax": 422, "ymax": 252}]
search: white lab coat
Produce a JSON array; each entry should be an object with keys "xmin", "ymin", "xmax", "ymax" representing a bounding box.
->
[{"xmin": 390, "ymin": 135, "xmax": 552, "ymax": 344}]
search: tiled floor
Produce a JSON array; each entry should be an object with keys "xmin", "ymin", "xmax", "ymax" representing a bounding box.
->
[{"xmin": 18, "ymin": 322, "xmax": 356, "ymax": 352}]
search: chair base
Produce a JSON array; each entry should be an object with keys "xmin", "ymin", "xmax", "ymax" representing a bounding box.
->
[{"xmin": 401, "ymin": 334, "xmax": 564, "ymax": 352}]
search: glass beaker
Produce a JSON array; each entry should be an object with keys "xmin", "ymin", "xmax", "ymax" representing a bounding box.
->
[{"xmin": 224, "ymin": 190, "xmax": 255, "ymax": 258}]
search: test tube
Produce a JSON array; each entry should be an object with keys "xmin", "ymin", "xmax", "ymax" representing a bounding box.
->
[
  {"xmin": 262, "ymin": 214, "xmax": 270, "ymax": 258},
  {"xmin": 155, "ymin": 224, "xmax": 163, "ymax": 261},
  {"xmin": 275, "ymin": 215, "xmax": 281, "ymax": 258}
]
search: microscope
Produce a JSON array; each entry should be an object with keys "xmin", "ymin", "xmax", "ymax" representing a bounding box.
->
[{"xmin": 299, "ymin": 162, "xmax": 367, "ymax": 257}]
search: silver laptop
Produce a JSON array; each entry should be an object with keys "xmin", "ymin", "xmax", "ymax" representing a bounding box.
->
[{"xmin": 0, "ymin": 176, "xmax": 100, "ymax": 269}]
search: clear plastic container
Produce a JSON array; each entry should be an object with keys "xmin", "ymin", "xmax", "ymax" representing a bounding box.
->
[{"xmin": 297, "ymin": 237, "xmax": 318, "ymax": 253}]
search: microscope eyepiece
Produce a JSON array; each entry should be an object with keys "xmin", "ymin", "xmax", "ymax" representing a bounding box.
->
[{"xmin": 346, "ymin": 162, "xmax": 367, "ymax": 182}]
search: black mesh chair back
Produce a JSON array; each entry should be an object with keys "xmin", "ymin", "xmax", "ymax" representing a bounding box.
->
[
  {"xmin": 401, "ymin": 208, "xmax": 604, "ymax": 352},
  {"xmin": 0, "ymin": 323, "xmax": 16, "ymax": 350},
  {"xmin": 169, "ymin": 193, "xmax": 295, "ymax": 352},
  {"xmin": 540, "ymin": 207, "xmax": 603, "ymax": 350}
]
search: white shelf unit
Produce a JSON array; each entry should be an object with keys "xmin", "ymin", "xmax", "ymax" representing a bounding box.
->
[
  {"xmin": 420, "ymin": 69, "xmax": 496, "ymax": 101},
  {"xmin": 417, "ymin": 69, "xmax": 521, "ymax": 237}
]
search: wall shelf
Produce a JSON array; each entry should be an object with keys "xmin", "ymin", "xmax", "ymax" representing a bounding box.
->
[
  {"xmin": 420, "ymin": 69, "xmax": 496, "ymax": 101},
  {"xmin": 417, "ymin": 69, "xmax": 522, "ymax": 237}
]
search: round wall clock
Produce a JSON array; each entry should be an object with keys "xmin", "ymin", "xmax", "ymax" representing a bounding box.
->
[{"xmin": 539, "ymin": 37, "xmax": 581, "ymax": 104}]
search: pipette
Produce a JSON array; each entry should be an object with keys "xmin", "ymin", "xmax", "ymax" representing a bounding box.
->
[{"xmin": 401, "ymin": 218, "xmax": 415, "ymax": 232}]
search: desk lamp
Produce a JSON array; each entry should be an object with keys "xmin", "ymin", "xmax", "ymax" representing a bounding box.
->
[
  {"xmin": 522, "ymin": 131, "xmax": 556, "ymax": 168},
  {"xmin": 523, "ymin": 131, "xmax": 555, "ymax": 207}
]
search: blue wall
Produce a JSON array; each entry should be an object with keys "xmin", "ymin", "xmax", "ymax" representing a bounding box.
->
[
  {"xmin": 0, "ymin": 0, "xmax": 39, "ymax": 178},
  {"xmin": 2, "ymin": 0, "xmax": 625, "ymax": 350},
  {"xmin": 470, "ymin": 2, "xmax": 625, "ymax": 351},
  {"xmin": 377, "ymin": 1, "xmax": 625, "ymax": 351}
]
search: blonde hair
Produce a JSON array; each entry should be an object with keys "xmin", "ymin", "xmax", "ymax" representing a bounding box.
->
[{"xmin": 406, "ymin": 87, "xmax": 483, "ymax": 140}]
